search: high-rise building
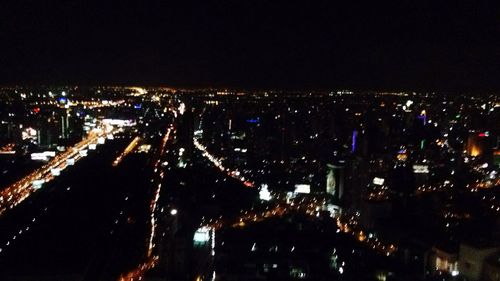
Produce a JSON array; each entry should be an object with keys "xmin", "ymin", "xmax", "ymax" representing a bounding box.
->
[
  {"xmin": 61, "ymin": 111, "xmax": 69, "ymax": 139},
  {"xmin": 326, "ymin": 162, "xmax": 345, "ymax": 205}
]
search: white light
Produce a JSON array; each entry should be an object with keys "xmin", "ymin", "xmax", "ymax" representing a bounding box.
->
[
  {"xmin": 194, "ymin": 226, "xmax": 211, "ymax": 243},
  {"xmin": 372, "ymin": 177, "xmax": 385, "ymax": 185},
  {"xmin": 170, "ymin": 209, "xmax": 178, "ymax": 215},
  {"xmin": 32, "ymin": 179, "xmax": 45, "ymax": 189},
  {"xmin": 259, "ymin": 184, "xmax": 272, "ymax": 201},
  {"xmin": 178, "ymin": 103, "xmax": 186, "ymax": 115},
  {"xmin": 413, "ymin": 165, "xmax": 429, "ymax": 174},
  {"xmin": 294, "ymin": 184, "xmax": 311, "ymax": 194}
]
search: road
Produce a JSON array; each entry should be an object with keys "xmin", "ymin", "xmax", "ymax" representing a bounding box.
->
[
  {"xmin": 0, "ymin": 126, "xmax": 112, "ymax": 216},
  {"xmin": 0, "ymin": 135, "xmax": 156, "ymax": 280}
]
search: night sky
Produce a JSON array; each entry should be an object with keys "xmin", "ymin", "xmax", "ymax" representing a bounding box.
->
[{"xmin": 1, "ymin": 1, "xmax": 499, "ymax": 92}]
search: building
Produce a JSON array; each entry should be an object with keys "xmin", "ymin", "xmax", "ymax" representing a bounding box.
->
[
  {"xmin": 429, "ymin": 245, "xmax": 459, "ymax": 276},
  {"xmin": 326, "ymin": 162, "xmax": 345, "ymax": 205},
  {"xmin": 467, "ymin": 131, "xmax": 492, "ymax": 157},
  {"xmin": 459, "ymin": 242, "xmax": 500, "ymax": 281}
]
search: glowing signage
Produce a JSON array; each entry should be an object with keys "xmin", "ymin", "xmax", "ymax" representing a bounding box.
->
[
  {"xmin": 246, "ymin": 117, "xmax": 260, "ymax": 124},
  {"xmin": 326, "ymin": 166, "xmax": 336, "ymax": 195},
  {"xmin": 372, "ymin": 177, "xmax": 385, "ymax": 186},
  {"xmin": 44, "ymin": 151, "xmax": 56, "ymax": 157},
  {"xmin": 413, "ymin": 165, "xmax": 429, "ymax": 174},
  {"xmin": 351, "ymin": 130, "xmax": 357, "ymax": 153},
  {"xmin": 102, "ymin": 119, "xmax": 135, "ymax": 127},
  {"xmin": 294, "ymin": 184, "xmax": 311, "ymax": 194},
  {"xmin": 31, "ymin": 151, "xmax": 56, "ymax": 161},
  {"xmin": 194, "ymin": 226, "xmax": 211, "ymax": 246},
  {"xmin": 31, "ymin": 153, "xmax": 48, "ymax": 161}
]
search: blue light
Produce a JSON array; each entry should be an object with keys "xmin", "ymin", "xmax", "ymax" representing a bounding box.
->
[
  {"xmin": 417, "ymin": 114, "xmax": 426, "ymax": 125},
  {"xmin": 246, "ymin": 117, "xmax": 260, "ymax": 124},
  {"xmin": 351, "ymin": 130, "xmax": 357, "ymax": 153}
]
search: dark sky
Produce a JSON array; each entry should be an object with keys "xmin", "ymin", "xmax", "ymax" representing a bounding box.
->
[{"xmin": 0, "ymin": 1, "xmax": 499, "ymax": 92}]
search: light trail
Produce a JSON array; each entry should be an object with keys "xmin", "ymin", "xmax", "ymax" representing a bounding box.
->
[
  {"xmin": 118, "ymin": 127, "xmax": 172, "ymax": 281},
  {"xmin": 0, "ymin": 126, "xmax": 111, "ymax": 217},
  {"xmin": 112, "ymin": 136, "xmax": 141, "ymax": 167},
  {"xmin": 335, "ymin": 217, "xmax": 397, "ymax": 256},
  {"xmin": 193, "ymin": 137, "xmax": 254, "ymax": 188},
  {"xmin": 118, "ymin": 255, "xmax": 159, "ymax": 281},
  {"xmin": 148, "ymin": 128, "xmax": 171, "ymax": 258},
  {"xmin": 0, "ymin": 206, "xmax": 49, "ymax": 255}
]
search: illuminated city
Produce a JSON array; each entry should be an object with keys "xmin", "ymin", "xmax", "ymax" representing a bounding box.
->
[
  {"xmin": 0, "ymin": 2, "xmax": 499, "ymax": 281},
  {"xmin": 0, "ymin": 87, "xmax": 497, "ymax": 281}
]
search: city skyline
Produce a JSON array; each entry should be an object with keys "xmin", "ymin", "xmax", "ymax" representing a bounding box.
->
[{"xmin": 0, "ymin": 2, "xmax": 499, "ymax": 280}]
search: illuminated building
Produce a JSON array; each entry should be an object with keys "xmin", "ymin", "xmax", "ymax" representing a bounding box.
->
[
  {"xmin": 429, "ymin": 246, "xmax": 458, "ymax": 276},
  {"xmin": 61, "ymin": 112, "xmax": 69, "ymax": 139},
  {"xmin": 467, "ymin": 131, "xmax": 492, "ymax": 157},
  {"xmin": 396, "ymin": 149, "xmax": 408, "ymax": 162},
  {"xmin": 351, "ymin": 130, "xmax": 357, "ymax": 153},
  {"xmin": 326, "ymin": 162, "xmax": 345, "ymax": 205}
]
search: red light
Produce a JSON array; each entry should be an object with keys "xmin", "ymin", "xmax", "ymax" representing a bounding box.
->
[
  {"xmin": 478, "ymin": 133, "xmax": 487, "ymax": 137},
  {"xmin": 33, "ymin": 107, "xmax": 40, "ymax": 113}
]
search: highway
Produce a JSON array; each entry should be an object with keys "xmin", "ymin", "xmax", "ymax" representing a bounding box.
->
[
  {"xmin": 0, "ymin": 126, "xmax": 113, "ymax": 217},
  {"xmin": 113, "ymin": 136, "xmax": 141, "ymax": 167},
  {"xmin": 0, "ymin": 135, "xmax": 152, "ymax": 280},
  {"xmin": 193, "ymin": 137, "xmax": 254, "ymax": 188},
  {"xmin": 118, "ymin": 126, "xmax": 173, "ymax": 281}
]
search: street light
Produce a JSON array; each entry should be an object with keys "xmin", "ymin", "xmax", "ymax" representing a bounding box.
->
[{"xmin": 170, "ymin": 209, "xmax": 178, "ymax": 216}]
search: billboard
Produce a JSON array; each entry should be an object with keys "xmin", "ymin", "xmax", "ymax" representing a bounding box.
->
[
  {"xmin": 326, "ymin": 163, "xmax": 344, "ymax": 202},
  {"xmin": 372, "ymin": 177, "xmax": 385, "ymax": 186},
  {"xmin": 294, "ymin": 184, "xmax": 311, "ymax": 194},
  {"xmin": 194, "ymin": 226, "xmax": 211, "ymax": 246},
  {"xmin": 31, "ymin": 151, "xmax": 56, "ymax": 161},
  {"xmin": 413, "ymin": 165, "xmax": 429, "ymax": 174}
]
